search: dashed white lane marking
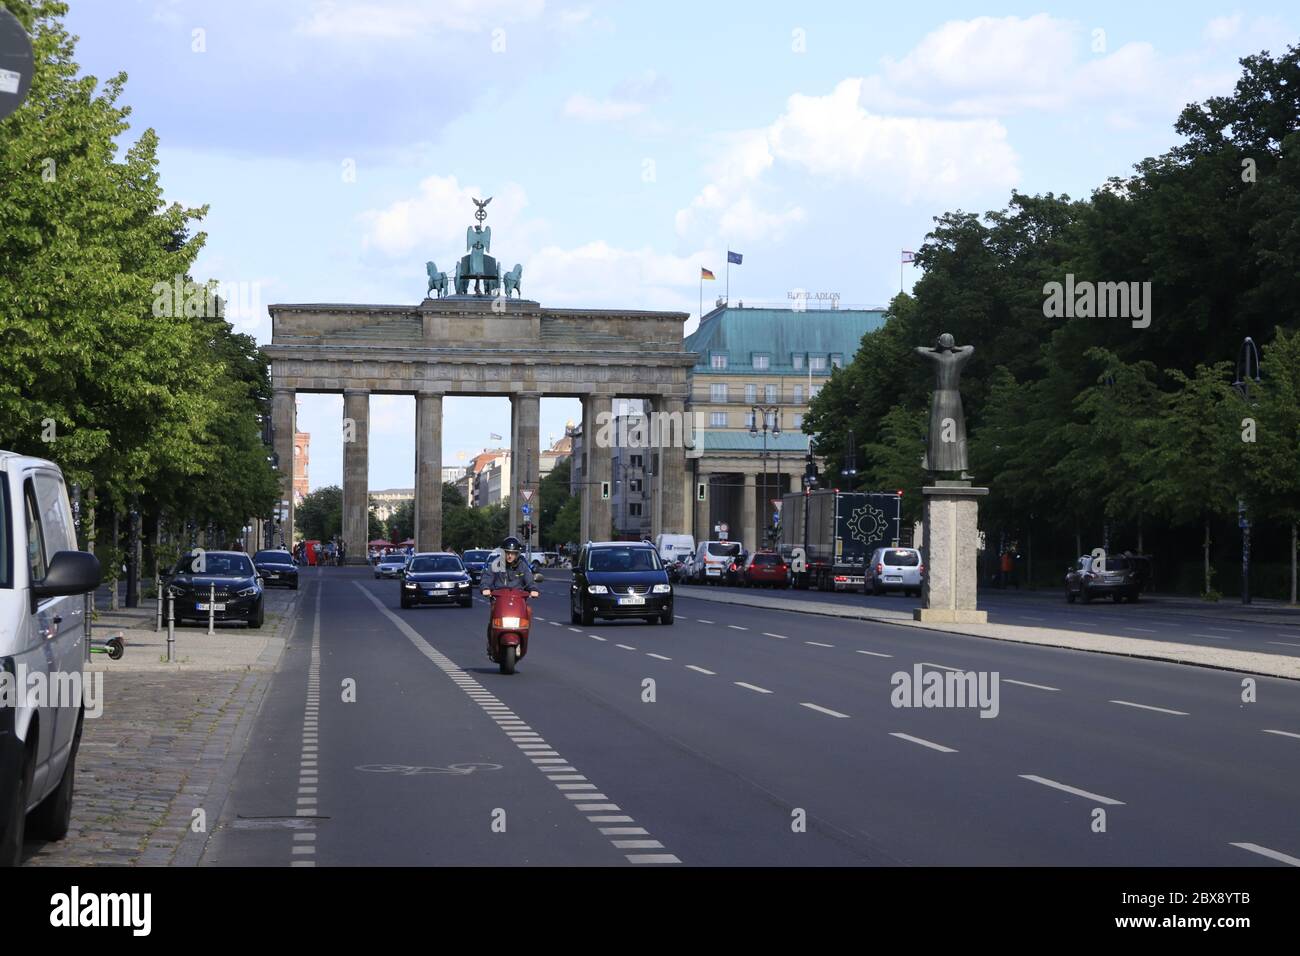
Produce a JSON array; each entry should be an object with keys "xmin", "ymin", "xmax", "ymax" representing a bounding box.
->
[
  {"xmin": 590, "ymin": 635, "xmax": 607, "ymax": 642},
  {"xmin": 1269, "ymin": 641, "xmax": 1300, "ymax": 648},
  {"xmin": 762, "ymin": 632, "xmax": 788, "ymax": 640},
  {"xmin": 355, "ymin": 582, "xmax": 680, "ymax": 866},
  {"xmin": 568, "ymin": 627, "xmax": 582, "ymax": 633},
  {"xmin": 889, "ymin": 732, "xmax": 957, "ymax": 753},
  {"xmin": 1262, "ymin": 729, "xmax": 1300, "ymax": 740},
  {"xmin": 1004, "ymin": 679, "xmax": 1060, "ymax": 691},
  {"xmin": 1191, "ymin": 633, "xmax": 1230, "ymax": 640},
  {"xmin": 918, "ymin": 661, "xmax": 963, "ymax": 671},
  {"xmin": 1206, "ymin": 626, "xmax": 1244, "ymax": 633},
  {"xmin": 685, "ymin": 665, "xmax": 716, "ymax": 675},
  {"xmin": 805, "ymin": 641, "xmax": 834, "ymax": 648},
  {"xmin": 1230, "ymin": 842, "xmax": 1300, "ymax": 867},
  {"xmin": 734, "ymin": 682, "xmax": 772, "ymax": 694},
  {"xmin": 1123, "ymin": 626, "xmax": 1158, "ymax": 633},
  {"xmin": 1109, "ymin": 699, "xmax": 1188, "ymax": 716},
  {"xmin": 697, "ymin": 619, "xmax": 714, "ymax": 625},
  {"xmin": 799, "ymin": 702, "xmax": 850, "ymax": 719},
  {"xmin": 646, "ymin": 653, "xmax": 672, "ymax": 661},
  {"xmin": 856, "ymin": 650, "xmax": 893, "ymax": 658},
  {"xmin": 1020, "ymin": 774, "xmax": 1125, "ymax": 805},
  {"xmin": 1017, "ymin": 615, "xmax": 1045, "ymax": 621},
  {"xmin": 615, "ymin": 643, "xmax": 637, "ymax": 650},
  {"xmin": 549, "ymin": 621, "xmax": 562, "ymax": 627},
  {"xmin": 293, "ymin": 584, "xmax": 323, "ymax": 858},
  {"xmin": 727, "ymin": 625, "xmax": 748, "ymax": 631}
]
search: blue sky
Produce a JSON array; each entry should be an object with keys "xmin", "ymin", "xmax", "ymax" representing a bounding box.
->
[{"xmin": 62, "ymin": 0, "xmax": 1296, "ymax": 491}]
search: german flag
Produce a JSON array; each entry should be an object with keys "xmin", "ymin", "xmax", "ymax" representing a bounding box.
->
[{"xmin": 700, "ymin": 267, "xmax": 716, "ymax": 280}]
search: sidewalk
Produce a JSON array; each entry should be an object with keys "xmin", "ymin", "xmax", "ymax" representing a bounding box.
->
[
  {"xmin": 673, "ymin": 584, "xmax": 1300, "ymax": 681},
  {"xmin": 975, "ymin": 584, "xmax": 1300, "ymax": 625},
  {"xmin": 23, "ymin": 586, "xmax": 302, "ymax": 866}
]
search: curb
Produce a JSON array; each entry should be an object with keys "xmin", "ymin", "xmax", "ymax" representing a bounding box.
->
[{"xmin": 671, "ymin": 584, "xmax": 1300, "ymax": 681}]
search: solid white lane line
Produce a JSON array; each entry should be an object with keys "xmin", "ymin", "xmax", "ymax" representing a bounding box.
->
[
  {"xmin": 1020, "ymin": 774, "xmax": 1125, "ymax": 805},
  {"xmin": 1229, "ymin": 842, "xmax": 1300, "ymax": 867},
  {"xmin": 762, "ymin": 632, "xmax": 788, "ymax": 639},
  {"xmin": 1004, "ymin": 679, "xmax": 1060, "ymax": 691},
  {"xmin": 1109, "ymin": 699, "xmax": 1188, "ymax": 716},
  {"xmin": 856, "ymin": 650, "xmax": 893, "ymax": 658},
  {"xmin": 1269, "ymin": 641, "xmax": 1300, "ymax": 648},
  {"xmin": 734, "ymin": 681, "xmax": 773, "ymax": 694},
  {"xmin": 1262, "ymin": 729, "xmax": 1300, "ymax": 740},
  {"xmin": 805, "ymin": 641, "xmax": 834, "ymax": 647},
  {"xmin": 646, "ymin": 653, "xmax": 672, "ymax": 660},
  {"xmin": 686, "ymin": 665, "xmax": 716, "ymax": 675},
  {"xmin": 889, "ymin": 732, "xmax": 956, "ymax": 753},
  {"xmin": 728, "ymin": 624, "xmax": 748, "ymax": 631},
  {"xmin": 800, "ymin": 702, "xmax": 850, "ymax": 719}
]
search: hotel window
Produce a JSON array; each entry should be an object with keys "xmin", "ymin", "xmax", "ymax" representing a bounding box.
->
[
  {"xmin": 710, "ymin": 353, "xmax": 728, "ymax": 370},
  {"xmin": 752, "ymin": 354, "xmax": 770, "ymax": 370},
  {"xmin": 765, "ymin": 384, "xmax": 777, "ymax": 403},
  {"xmin": 766, "ymin": 411, "xmax": 777, "ymax": 430},
  {"xmin": 745, "ymin": 384, "xmax": 756, "ymax": 403},
  {"xmin": 710, "ymin": 383, "xmax": 728, "ymax": 402},
  {"xmin": 629, "ymin": 503, "xmax": 642, "ymax": 516},
  {"xmin": 630, "ymin": 455, "xmax": 643, "ymax": 468},
  {"xmin": 793, "ymin": 414, "xmax": 804, "ymax": 428},
  {"xmin": 792, "ymin": 353, "xmax": 804, "ymax": 370},
  {"xmin": 745, "ymin": 412, "xmax": 756, "ymax": 428},
  {"xmin": 710, "ymin": 412, "xmax": 728, "ymax": 427},
  {"xmin": 810, "ymin": 355, "xmax": 827, "ymax": 372},
  {"xmin": 831, "ymin": 353, "xmax": 844, "ymax": 368},
  {"xmin": 793, "ymin": 384, "xmax": 804, "ymax": 403}
]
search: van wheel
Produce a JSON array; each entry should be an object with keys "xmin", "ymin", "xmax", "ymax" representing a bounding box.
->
[
  {"xmin": 0, "ymin": 742, "xmax": 33, "ymax": 866},
  {"xmin": 659, "ymin": 608, "xmax": 674, "ymax": 625},
  {"xmin": 30, "ymin": 711, "xmax": 82, "ymax": 842},
  {"xmin": 580, "ymin": 600, "xmax": 594, "ymax": 627}
]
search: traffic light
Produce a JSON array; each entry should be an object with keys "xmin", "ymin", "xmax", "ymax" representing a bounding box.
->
[
  {"xmin": 696, "ymin": 482, "xmax": 707, "ymax": 501},
  {"xmin": 522, "ymin": 521, "xmax": 533, "ymax": 541},
  {"xmin": 600, "ymin": 481, "xmax": 610, "ymax": 500}
]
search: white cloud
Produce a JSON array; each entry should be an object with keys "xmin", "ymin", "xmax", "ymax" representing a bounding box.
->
[
  {"xmin": 296, "ymin": 0, "xmax": 545, "ymax": 38},
  {"xmin": 359, "ymin": 175, "xmax": 534, "ymax": 261},
  {"xmin": 1204, "ymin": 14, "xmax": 1243, "ymax": 43},
  {"xmin": 563, "ymin": 94, "xmax": 646, "ymax": 122}
]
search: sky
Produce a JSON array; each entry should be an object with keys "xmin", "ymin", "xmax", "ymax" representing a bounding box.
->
[{"xmin": 60, "ymin": 0, "xmax": 1297, "ymax": 491}]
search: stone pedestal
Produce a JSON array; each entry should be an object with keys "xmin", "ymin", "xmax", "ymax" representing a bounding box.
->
[{"xmin": 915, "ymin": 481, "xmax": 988, "ymax": 624}]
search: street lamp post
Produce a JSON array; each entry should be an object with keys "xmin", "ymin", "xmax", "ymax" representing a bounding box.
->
[
  {"xmin": 751, "ymin": 404, "xmax": 781, "ymax": 548},
  {"xmin": 1232, "ymin": 337, "xmax": 1261, "ymax": 605}
]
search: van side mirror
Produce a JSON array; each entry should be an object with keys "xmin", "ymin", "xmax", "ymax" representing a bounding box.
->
[{"xmin": 32, "ymin": 550, "xmax": 102, "ymax": 601}]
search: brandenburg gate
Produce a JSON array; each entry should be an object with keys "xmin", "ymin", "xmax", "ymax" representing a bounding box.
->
[{"xmin": 265, "ymin": 199, "xmax": 695, "ymax": 560}]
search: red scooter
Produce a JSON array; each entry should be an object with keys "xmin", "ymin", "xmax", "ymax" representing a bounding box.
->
[{"xmin": 485, "ymin": 587, "xmax": 533, "ymax": 674}]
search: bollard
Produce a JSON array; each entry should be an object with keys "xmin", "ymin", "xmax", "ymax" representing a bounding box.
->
[
  {"xmin": 155, "ymin": 574, "xmax": 163, "ymax": 632},
  {"xmin": 208, "ymin": 583, "xmax": 216, "ymax": 636},
  {"xmin": 167, "ymin": 589, "xmax": 176, "ymax": 663},
  {"xmin": 84, "ymin": 591, "xmax": 92, "ymax": 664}
]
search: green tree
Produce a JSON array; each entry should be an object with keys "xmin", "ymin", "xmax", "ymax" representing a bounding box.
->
[{"xmin": 297, "ymin": 486, "xmax": 342, "ymax": 541}]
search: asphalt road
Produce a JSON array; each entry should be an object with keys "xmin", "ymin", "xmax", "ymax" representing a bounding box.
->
[
  {"xmin": 201, "ymin": 566, "xmax": 1300, "ymax": 866},
  {"xmin": 690, "ymin": 577, "xmax": 1300, "ymax": 657}
]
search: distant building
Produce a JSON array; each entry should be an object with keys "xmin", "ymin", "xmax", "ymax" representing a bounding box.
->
[
  {"xmin": 370, "ymin": 488, "xmax": 414, "ymax": 522},
  {"xmin": 292, "ymin": 430, "xmax": 310, "ymax": 503},
  {"xmin": 683, "ymin": 302, "xmax": 886, "ymax": 549},
  {"xmin": 441, "ymin": 465, "xmax": 465, "ymax": 485}
]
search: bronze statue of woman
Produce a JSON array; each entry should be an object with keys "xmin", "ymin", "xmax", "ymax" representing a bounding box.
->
[{"xmin": 914, "ymin": 332, "xmax": 974, "ymax": 474}]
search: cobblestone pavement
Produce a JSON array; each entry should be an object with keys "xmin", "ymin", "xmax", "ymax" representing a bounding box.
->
[{"xmin": 21, "ymin": 585, "xmax": 304, "ymax": 866}]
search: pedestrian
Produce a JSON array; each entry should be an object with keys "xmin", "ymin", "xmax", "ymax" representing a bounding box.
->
[{"xmin": 999, "ymin": 550, "xmax": 1014, "ymax": 589}]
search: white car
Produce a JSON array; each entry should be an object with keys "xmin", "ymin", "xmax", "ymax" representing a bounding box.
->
[
  {"xmin": 867, "ymin": 547, "xmax": 925, "ymax": 597},
  {"xmin": 374, "ymin": 553, "xmax": 408, "ymax": 579},
  {"xmin": 0, "ymin": 452, "xmax": 102, "ymax": 866}
]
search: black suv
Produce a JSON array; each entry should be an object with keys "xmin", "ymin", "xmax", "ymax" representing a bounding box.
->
[
  {"xmin": 401, "ymin": 552, "xmax": 473, "ymax": 608},
  {"xmin": 167, "ymin": 550, "xmax": 265, "ymax": 627},
  {"xmin": 253, "ymin": 549, "xmax": 299, "ymax": 590},
  {"xmin": 570, "ymin": 541, "xmax": 673, "ymax": 626},
  {"xmin": 1066, "ymin": 551, "xmax": 1152, "ymax": 604}
]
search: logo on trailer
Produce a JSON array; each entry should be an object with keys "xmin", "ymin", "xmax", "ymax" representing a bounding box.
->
[{"xmin": 849, "ymin": 503, "xmax": 888, "ymax": 544}]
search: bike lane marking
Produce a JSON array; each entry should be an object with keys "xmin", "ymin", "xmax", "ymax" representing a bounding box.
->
[{"xmin": 354, "ymin": 582, "xmax": 681, "ymax": 866}]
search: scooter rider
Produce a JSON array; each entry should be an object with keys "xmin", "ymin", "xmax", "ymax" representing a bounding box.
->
[{"xmin": 481, "ymin": 535, "xmax": 539, "ymax": 598}]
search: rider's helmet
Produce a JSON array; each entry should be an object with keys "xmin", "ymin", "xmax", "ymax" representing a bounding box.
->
[{"xmin": 501, "ymin": 535, "xmax": 522, "ymax": 559}]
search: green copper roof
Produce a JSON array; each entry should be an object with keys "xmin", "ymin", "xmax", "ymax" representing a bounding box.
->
[
  {"xmin": 700, "ymin": 430, "xmax": 814, "ymax": 452},
  {"xmin": 684, "ymin": 306, "xmax": 885, "ymax": 373}
]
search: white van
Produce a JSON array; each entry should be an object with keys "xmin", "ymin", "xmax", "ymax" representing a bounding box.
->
[
  {"xmin": 0, "ymin": 452, "xmax": 101, "ymax": 866},
  {"xmin": 654, "ymin": 534, "xmax": 695, "ymax": 567}
]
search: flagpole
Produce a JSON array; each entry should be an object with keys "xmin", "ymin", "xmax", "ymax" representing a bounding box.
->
[
  {"xmin": 726, "ymin": 250, "xmax": 730, "ymax": 305},
  {"xmin": 699, "ymin": 273, "xmax": 702, "ymax": 323}
]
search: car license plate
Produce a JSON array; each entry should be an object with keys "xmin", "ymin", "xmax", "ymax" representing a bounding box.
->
[
  {"xmin": 706, "ymin": 568, "xmax": 720, "ymax": 575},
  {"xmin": 618, "ymin": 596, "xmax": 646, "ymax": 605},
  {"xmin": 885, "ymin": 576, "xmax": 901, "ymax": 583},
  {"xmin": 197, "ymin": 602, "xmax": 226, "ymax": 611}
]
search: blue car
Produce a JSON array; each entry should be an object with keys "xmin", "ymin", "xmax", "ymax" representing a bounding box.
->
[{"xmin": 570, "ymin": 541, "xmax": 673, "ymax": 626}]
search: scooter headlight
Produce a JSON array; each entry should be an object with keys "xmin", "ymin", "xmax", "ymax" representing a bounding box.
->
[{"xmin": 494, "ymin": 616, "xmax": 523, "ymax": 629}]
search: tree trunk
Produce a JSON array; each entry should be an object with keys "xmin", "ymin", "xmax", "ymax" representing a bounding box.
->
[
  {"xmin": 1203, "ymin": 519, "xmax": 1211, "ymax": 596},
  {"xmin": 1137, "ymin": 515, "xmax": 1143, "ymax": 554},
  {"xmin": 109, "ymin": 511, "xmax": 120, "ymax": 610}
]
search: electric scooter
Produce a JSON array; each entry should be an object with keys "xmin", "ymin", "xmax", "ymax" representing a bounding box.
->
[{"xmin": 485, "ymin": 586, "xmax": 532, "ymax": 674}]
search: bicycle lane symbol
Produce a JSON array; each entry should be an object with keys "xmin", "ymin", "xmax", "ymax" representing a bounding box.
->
[{"xmin": 355, "ymin": 763, "xmax": 503, "ymax": 776}]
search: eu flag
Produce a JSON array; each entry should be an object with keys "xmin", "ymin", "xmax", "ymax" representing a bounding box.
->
[{"xmin": 727, "ymin": 251, "xmax": 743, "ymax": 265}]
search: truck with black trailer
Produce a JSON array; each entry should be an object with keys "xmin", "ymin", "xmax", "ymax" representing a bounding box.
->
[{"xmin": 779, "ymin": 489, "xmax": 903, "ymax": 591}]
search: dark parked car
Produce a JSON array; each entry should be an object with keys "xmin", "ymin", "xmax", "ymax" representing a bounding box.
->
[
  {"xmin": 461, "ymin": 549, "xmax": 493, "ymax": 585},
  {"xmin": 571, "ymin": 541, "xmax": 673, "ymax": 626},
  {"xmin": 168, "ymin": 550, "xmax": 264, "ymax": 627},
  {"xmin": 1066, "ymin": 551, "xmax": 1151, "ymax": 604},
  {"xmin": 401, "ymin": 552, "xmax": 474, "ymax": 608},
  {"xmin": 253, "ymin": 549, "xmax": 299, "ymax": 590}
]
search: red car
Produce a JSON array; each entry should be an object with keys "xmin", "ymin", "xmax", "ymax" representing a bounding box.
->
[{"xmin": 742, "ymin": 551, "xmax": 790, "ymax": 588}]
